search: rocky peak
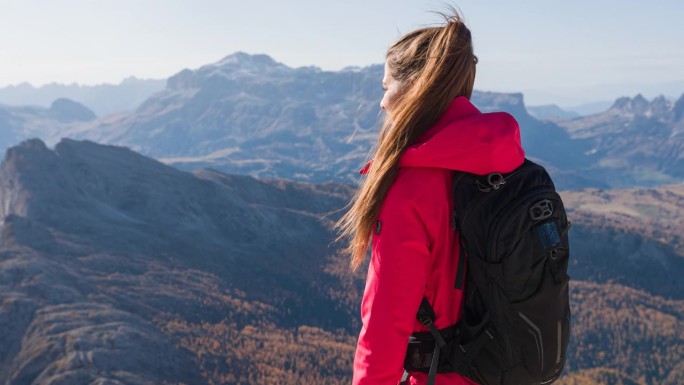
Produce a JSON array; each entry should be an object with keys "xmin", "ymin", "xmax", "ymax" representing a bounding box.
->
[
  {"xmin": 3, "ymin": 138, "xmax": 51, "ymax": 164},
  {"xmin": 165, "ymin": 52, "xmax": 289, "ymax": 91},
  {"xmin": 166, "ymin": 68, "xmax": 195, "ymax": 91},
  {"xmin": 15, "ymin": 137, "xmax": 47, "ymax": 150},
  {"xmin": 649, "ymin": 95, "xmax": 672, "ymax": 115},
  {"xmin": 610, "ymin": 94, "xmax": 675, "ymax": 119},
  {"xmin": 48, "ymin": 98, "xmax": 97, "ymax": 122},
  {"xmin": 472, "ymin": 91, "xmax": 527, "ymax": 116},
  {"xmin": 612, "ymin": 94, "xmax": 649, "ymax": 114},
  {"xmin": 612, "ymin": 96, "xmax": 631, "ymax": 109},
  {"xmin": 215, "ymin": 52, "xmax": 283, "ymax": 69},
  {"xmin": 0, "ymin": 138, "xmax": 55, "ymax": 221},
  {"xmin": 673, "ymin": 93, "xmax": 684, "ymax": 123},
  {"xmin": 202, "ymin": 52, "xmax": 289, "ymax": 80},
  {"xmin": 633, "ymin": 93, "xmax": 649, "ymax": 109}
]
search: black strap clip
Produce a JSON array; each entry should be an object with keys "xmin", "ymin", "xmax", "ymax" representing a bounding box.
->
[
  {"xmin": 476, "ymin": 172, "xmax": 506, "ymax": 192},
  {"xmin": 417, "ymin": 297, "xmax": 447, "ymax": 348}
]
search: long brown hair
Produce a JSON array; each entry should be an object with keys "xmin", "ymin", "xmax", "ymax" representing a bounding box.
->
[{"xmin": 336, "ymin": 10, "xmax": 478, "ymax": 270}]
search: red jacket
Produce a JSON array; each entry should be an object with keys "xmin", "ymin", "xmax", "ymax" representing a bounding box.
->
[{"xmin": 352, "ymin": 96, "xmax": 525, "ymax": 385}]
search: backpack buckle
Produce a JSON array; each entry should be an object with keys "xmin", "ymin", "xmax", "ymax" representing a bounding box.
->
[
  {"xmin": 530, "ymin": 199, "xmax": 554, "ymax": 221},
  {"xmin": 476, "ymin": 173, "xmax": 506, "ymax": 192}
]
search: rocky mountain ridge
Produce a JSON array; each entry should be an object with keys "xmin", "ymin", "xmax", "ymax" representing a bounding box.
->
[
  {"xmin": 0, "ymin": 100, "xmax": 96, "ymax": 163},
  {"xmin": 22, "ymin": 54, "xmax": 586, "ymax": 187},
  {"xmin": 2, "ymin": 53, "xmax": 682, "ymax": 190}
]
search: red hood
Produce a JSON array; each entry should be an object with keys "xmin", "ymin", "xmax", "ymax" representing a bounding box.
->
[{"xmin": 361, "ymin": 96, "xmax": 525, "ymax": 175}]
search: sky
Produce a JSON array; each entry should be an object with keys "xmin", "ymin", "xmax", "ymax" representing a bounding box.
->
[{"xmin": 0, "ymin": 0, "xmax": 682, "ymax": 107}]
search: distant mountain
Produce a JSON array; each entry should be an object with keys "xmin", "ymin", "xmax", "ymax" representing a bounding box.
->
[
  {"xmin": 554, "ymin": 94, "xmax": 684, "ymax": 186},
  {"xmin": 527, "ymin": 104, "xmax": 581, "ymax": 120},
  {"xmin": 0, "ymin": 99, "xmax": 96, "ymax": 155},
  {"xmin": 2, "ymin": 53, "xmax": 683, "ymax": 190},
  {"xmin": 0, "ymin": 138, "xmax": 681, "ymax": 384},
  {"xmin": 470, "ymin": 91, "xmax": 598, "ymax": 187},
  {"xmin": 565, "ymin": 100, "xmax": 614, "ymax": 116},
  {"xmin": 0, "ymin": 77, "xmax": 165, "ymax": 116},
  {"xmin": 522, "ymin": 79, "xmax": 684, "ymax": 111},
  {"xmin": 21, "ymin": 53, "xmax": 591, "ymax": 188},
  {"xmin": 6, "ymin": 53, "xmax": 386, "ymax": 183},
  {"xmin": 47, "ymin": 98, "xmax": 97, "ymax": 122}
]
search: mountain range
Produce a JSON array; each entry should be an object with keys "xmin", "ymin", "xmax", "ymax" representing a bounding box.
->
[
  {"xmin": 527, "ymin": 104, "xmax": 581, "ymax": 120},
  {"xmin": 0, "ymin": 138, "xmax": 682, "ymax": 385},
  {"xmin": 0, "ymin": 52, "xmax": 682, "ymax": 190},
  {"xmin": 0, "ymin": 52, "xmax": 683, "ymax": 385},
  {"xmin": 0, "ymin": 77, "xmax": 165, "ymax": 117}
]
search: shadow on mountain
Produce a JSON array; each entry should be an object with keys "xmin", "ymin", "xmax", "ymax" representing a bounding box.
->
[{"xmin": 0, "ymin": 138, "xmax": 682, "ymax": 384}]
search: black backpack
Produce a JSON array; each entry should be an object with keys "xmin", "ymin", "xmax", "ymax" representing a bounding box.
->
[{"xmin": 403, "ymin": 159, "xmax": 571, "ymax": 385}]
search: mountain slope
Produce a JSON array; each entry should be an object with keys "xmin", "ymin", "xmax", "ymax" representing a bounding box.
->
[
  {"xmin": 0, "ymin": 137, "xmax": 360, "ymax": 384},
  {"xmin": 555, "ymin": 94, "xmax": 684, "ymax": 186},
  {"xmin": 0, "ymin": 139, "xmax": 682, "ymax": 384}
]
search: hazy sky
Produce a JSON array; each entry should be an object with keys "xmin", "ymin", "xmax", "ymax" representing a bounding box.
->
[{"xmin": 1, "ymin": 0, "xmax": 682, "ymax": 106}]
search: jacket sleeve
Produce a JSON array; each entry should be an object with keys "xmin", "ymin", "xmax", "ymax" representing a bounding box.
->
[{"xmin": 352, "ymin": 170, "xmax": 437, "ymax": 385}]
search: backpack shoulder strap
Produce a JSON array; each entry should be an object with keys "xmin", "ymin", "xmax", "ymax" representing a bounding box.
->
[
  {"xmin": 451, "ymin": 171, "xmax": 468, "ymax": 290},
  {"xmin": 416, "ymin": 297, "xmax": 446, "ymax": 385}
]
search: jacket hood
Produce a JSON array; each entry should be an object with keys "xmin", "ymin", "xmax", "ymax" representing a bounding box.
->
[
  {"xmin": 399, "ymin": 96, "xmax": 524, "ymax": 174},
  {"xmin": 361, "ymin": 96, "xmax": 525, "ymax": 176}
]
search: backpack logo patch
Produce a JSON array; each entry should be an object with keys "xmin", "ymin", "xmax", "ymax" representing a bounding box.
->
[{"xmin": 537, "ymin": 221, "xmax": 561, "ymax": 249}]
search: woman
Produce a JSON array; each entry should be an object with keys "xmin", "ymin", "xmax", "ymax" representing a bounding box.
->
[{"xmin": 336, "ymin": 10, "xmax": 526, "ymax": 385}]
